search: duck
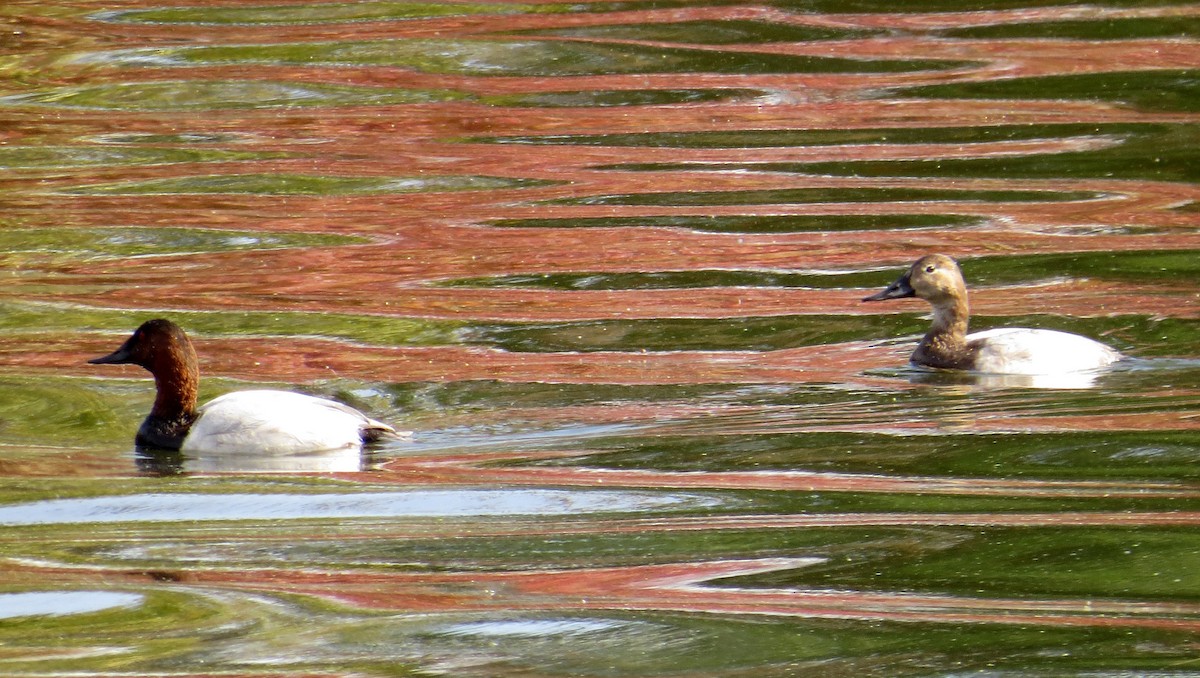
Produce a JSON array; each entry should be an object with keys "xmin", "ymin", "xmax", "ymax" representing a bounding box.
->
[
  {"xmin": 90, "ymin": 319, "xmax": 399, "ymax": 454},
  {"xmin": 862, "ymin": 254, "xmax": 1121, "ymax": 375}
]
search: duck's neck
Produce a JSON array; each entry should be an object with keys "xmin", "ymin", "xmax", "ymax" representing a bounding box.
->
[
  {"xmin": 914, "ymin": 294, "xmax": 975, "ymax": 369},
  {"xmin": 150, "ymin": 362, "xmax": 198, "ymax": 421},
  {"xmin": 140, "ymin": 350, "xmax": 200, "ymax": 450}
]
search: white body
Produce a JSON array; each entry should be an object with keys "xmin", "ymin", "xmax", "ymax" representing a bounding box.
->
[
  {"xmin": 965, "ymin": 327, "xmax": 1122, "ymax": 375},
  {"xmin": 181, "ymin": 390, "xmax": 394, "ymax": 455}
]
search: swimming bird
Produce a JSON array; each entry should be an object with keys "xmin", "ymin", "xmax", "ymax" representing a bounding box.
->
[
  {"xmin": 862, "ymin": 254, "xmax": 1121, "ymax": 375},
  {"xmin": 90, "ymin": 319, "xmax": 399, "ymax": 453}
]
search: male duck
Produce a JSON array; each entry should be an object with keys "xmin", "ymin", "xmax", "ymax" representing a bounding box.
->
[
  {"xmin": 90, "ymin": 319, "xmax": 399, "ymax": 453},
  {"xmin": 862, "ymin": 254, "xmax": 1121, "ymax": 375}
]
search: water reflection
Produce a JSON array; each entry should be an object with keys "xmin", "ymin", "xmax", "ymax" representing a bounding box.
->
[
  {"xmin": 0, "ymin": 489, "xmax": 724, "ymax": 525},
  {"xmin": 899, "ymin": 365, "xmax": 1112, "ymax": 389},
  {"xmin": 0, "ymin": 81, "xmax": 467, "ymax": 110},
  {"xmin": 70, "ymin": 38, "xmax": 965, "ymax": 76},
  {"xmin": 135, "ymin": 445, "xmax": 366, "ymax": 474},
  {"xmin": 0, "ymin": 591, "xmax": 143, "ymax": 619},
  {"xmin": 0, "ymin": 0, "xmax": 1196, "ymax": 675},
  {"xmin": 435, "ymin": 617, "xmax": 631, "ymax": 639}
]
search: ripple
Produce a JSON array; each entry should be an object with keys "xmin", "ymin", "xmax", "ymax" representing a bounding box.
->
[
  {"xmin": 483, "ymin": 214, "xmax": 977, "ymax": 233},
  {"xmin": 436, "ymin": 618, "xmax": 628, "ymax": 638},
  {"xmin": 0, "ymin": 489, "xmax": 723, "ymax": 525},
  {"xmin": 0, "ymin": 81, "xmax": 466, "ymax": 111},
  {"xmin": 0, "ymin": 144, "xmax": 276, "ymax": 168},
  {"xmin": 93, "ymin": 1, "xmax": 550, "ymax": 25},
  {"xmin": 68, "ymin": 39, "xmax": 971, "ymax": 76},
  {"xmin": 58, "ymin": 173, "xmax": 552, "ymax": 196}
]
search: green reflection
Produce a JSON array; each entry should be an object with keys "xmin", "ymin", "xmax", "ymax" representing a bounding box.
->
[
  {"xmin": 474, "ymin": 123, "xmax": 1131, "ymax": 147},
  {"xmin": 16, "ymin": 519, "xmax": 1200, "ymax": 605},
  {"xmin": 953, "ymin": 249, "xmax": 1200, "ymax": 286},
  {"xmin": 0, "ymin": 145, "xmax": 280, "ymax": 168},
  {"xmin": 568, "ymin": 249, "xmax": 1190, "ymax": 289},
  {"xmin": 0, "ymin": 597, "xmax": 1193, "ymax": 676},
  {"xmin": 0, "ymin": 525, "xmax": 984, "ymax": 570},
  {"xmin": 0, "ymin": 589, "xmax": 233, "ymax": 671},
  {"xmin": 1, "ymin": 296, "xmax": 1192, "ymax": 359},
  {"xmin": 549, "ymin": 429, "xmax": 1200, "ymax": 482},
  {"xmin": 462, "ymin": 315, "xmax": 919, "ymax": 352},
  {"xmin": 8, "ymin": 498, "xmax": 1199, "ymax": 571},
  {"xmin": 549, "ymin": 187, "xmax": 1099, "ymax": 207},
  {"xmin": 459, "ymin": 314, "xmax": 1190, "ymax": 354},
  {"xmin": 432, "ymin": 248, "xmax": 1200, "ymax": 291},
  {"xmin": 0, "ymin": 375, "xmax": 136, "ymax": 450},
  {"xmin": 65, "ymin": 306, "xmax": 1173, "ymax": 356},
  {"xmin": 0, "ymin": 80, "xmax": 466, "ymax": 110},
  {"xmin": 59, "ymin": 173, "xmax": 552, "ymax": 195},
  {"xmin": 43, "ymin": 306, "xmax": 911, "ymax": 354},
  {"xmin": 517, "ymin": 19, "xmax": 882, "ymax": 43},
  {"xmin": 442, "ymin": 247, "xmax": 1200, "ymax": 290},
  {"xmin": 902, "ymin": 69, "xmax": 1200, "ymax": 113},
  {"xmin": 85, "ymin": 0, "xmax": 1198, "ymax": 26},
  {"xmin": 386, "ymin": 375, "xmax": 1200, "ymax": 435},
  {"xmin": 95, "ymin": 0, "xmax": 563, "ymax": 24},
  {"xmin": 485, "ymin": 214, "xmax": 979, "ymax": 233},
  {"xmin": 0, "ymin": 594, "xmax": 1195, "ymax": 675},
  {"xmin": 620, "ymin": 614, "xmax": 1200, "ymax": 676},
  {"xmin": 0, "ymin": 303, "xmax": 465, "ymax": 349},
  {"xmin": 749, "ymin": 526, "xmax": 1200, "ymax": 601},
  {"xmin": 942, "ymin": 15, "xmax": 1200, "ymax": 39},
  {"xmin": 503, "ymin": 122, "xmax": 1196, "ymax": 187},
  {"xmin": 79, "ymin": 39, "xmax": 969, "ymax": 76},
  {"xmin": 720, "ymin": 124, "xmax": 1200, "ymax": 183},
  {"xmin": 0, "ymin": 227, "xmax": 366, "ymax": 262}
]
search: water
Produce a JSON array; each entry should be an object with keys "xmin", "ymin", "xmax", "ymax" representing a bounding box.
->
[{"xmin": 0, "ymin": 0, "xmax": 1197, "ymax": 674}]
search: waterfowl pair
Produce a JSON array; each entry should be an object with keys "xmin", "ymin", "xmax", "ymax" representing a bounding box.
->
[
  {"xmin": 864, "ymin": 254, "xmax": 1121, "ymax": 375},
  {"xmin": 91, "ymin": 319, "xmax": 399, "ymax": 454},
  {"xmin": 94, "ymin": 257, "xmax": 1116, "ymax": 449}
]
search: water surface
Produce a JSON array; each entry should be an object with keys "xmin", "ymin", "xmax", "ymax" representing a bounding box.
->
[{"xmin": 0, "ymin": 0, "xmax": 1197, "ymax": 675}]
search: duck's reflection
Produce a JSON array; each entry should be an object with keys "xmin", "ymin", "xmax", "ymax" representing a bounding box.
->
[
  {"xmin": 135, "ymin": 444, "xmax": 377, "ymax": 475},
  {"xmin": 904, "ymin": 366, "xmax": 1107, "ymax": 390}
]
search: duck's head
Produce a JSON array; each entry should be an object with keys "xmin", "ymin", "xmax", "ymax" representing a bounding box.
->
[
  {"xmin": 863, "ymin": 254, "xmax": 966, "ymax": 306},
  {"xmin": 90, "ymin": 319, "xmax": 197, "ymax": 374}
]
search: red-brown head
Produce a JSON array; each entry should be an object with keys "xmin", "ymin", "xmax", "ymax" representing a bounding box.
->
[
  {"xmin": 90, "ymin": 319, "xmax": 196, "ymax": 372},
  {"xmin": 90, "ymin": 319, "xmax": 200, "ymax": 419}
]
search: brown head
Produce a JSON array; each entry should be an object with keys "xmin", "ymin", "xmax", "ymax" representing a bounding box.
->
[
  {"xmin": 90, "ymin": 319, "xmax": 200, "ymax": 421},
  {"xmin": 862, "ymin": 254, "xmax": 968, "ymax": 309}
]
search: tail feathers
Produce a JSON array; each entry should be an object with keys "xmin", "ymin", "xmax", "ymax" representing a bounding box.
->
[{"xmin": 361, "ymin": 419, "xmax": 410, "ymax": 444}]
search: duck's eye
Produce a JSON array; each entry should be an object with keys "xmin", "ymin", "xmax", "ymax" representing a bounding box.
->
[{"xmin": 924, "ymin": 265, "xmax": 936, "ymax": 273}]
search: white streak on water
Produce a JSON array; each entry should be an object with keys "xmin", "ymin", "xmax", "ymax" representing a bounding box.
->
[
  {"xmin": 0, "ymin": 591, "xmax": 143, "ymax": 619},
  {"xmin": 0, "ymin": 489, "xmax": 722, "ymax": 525}
]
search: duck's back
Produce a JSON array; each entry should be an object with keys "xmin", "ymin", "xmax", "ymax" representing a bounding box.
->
[
  {"xmin": 966, "ymin": 328, "xmax": 1121, "ymax": 375},
  {"xmin": 182, "ymin": 390, "xmax": 396, "ymax": 454}
]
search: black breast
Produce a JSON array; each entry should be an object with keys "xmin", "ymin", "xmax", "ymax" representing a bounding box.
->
[{"xmin": 135, "ymin": 414, "xmax": 197, "ymax": 451}]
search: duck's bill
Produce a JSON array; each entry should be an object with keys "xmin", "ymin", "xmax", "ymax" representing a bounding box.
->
[
  {"xmin": 88, "ymin": 342, "xmax": 134, "ymax": 365},
  {"xmin": 862, "ymin": 275, "xmax": 915, "ymax": 302}
]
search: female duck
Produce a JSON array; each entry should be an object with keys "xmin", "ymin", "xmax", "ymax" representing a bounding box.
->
[
  {"xmin": 863, "ymin": 254, "xmax": 1121, "ymax": 375},
  {"xmin": 90, "ymin": 319, "xmax": 399, "ymax": 453}
]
